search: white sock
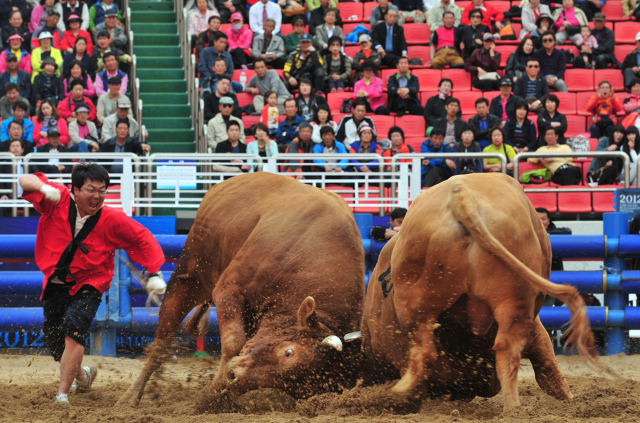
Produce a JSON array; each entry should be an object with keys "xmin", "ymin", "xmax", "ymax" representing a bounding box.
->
[{"xmin": 55, "ymin": 393, "xmax": 68, "ymax": 400}]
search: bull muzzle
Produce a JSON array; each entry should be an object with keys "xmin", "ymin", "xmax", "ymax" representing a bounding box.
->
[{"xmin": 321, "ymin": 335, "xmax": 343, "ymax": 351}]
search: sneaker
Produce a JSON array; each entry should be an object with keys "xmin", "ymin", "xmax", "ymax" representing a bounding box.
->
[
  {"xmin": 73, "ymin": 366, "xmax": 97, "ymax": 393},
  {"xmin": 53, "ymin": 393, "xmax": 69, "ymax": 404}
]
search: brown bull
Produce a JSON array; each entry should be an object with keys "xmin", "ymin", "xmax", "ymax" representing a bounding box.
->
[
  {"xmin": 361, "ymin": 173, "xmax": 604, "ymax": 412},
  {"xmin": 118, "ymin": 173, "xmax": 365, "ymax": 407}
]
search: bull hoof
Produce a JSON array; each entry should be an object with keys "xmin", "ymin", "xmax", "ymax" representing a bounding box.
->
[{"xmin": 115, "ymin": 389, "xmax": 140, "ymax": 408}]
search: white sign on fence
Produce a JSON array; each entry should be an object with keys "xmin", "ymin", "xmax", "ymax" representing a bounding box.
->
[{"xmin": 156, "ymin": 159, "xmax": 197, "ymax": 190}]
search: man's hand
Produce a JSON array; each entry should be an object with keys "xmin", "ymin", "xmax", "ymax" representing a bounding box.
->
[
  {"xmin": 546, "ymin": 76, "xmax": 557, "ymax": 86},
  {"xmin": 331, "ymin": 73, "xmax": 340, "ymax": 80},
  {"xmin": 422, "ymin": 159, "xmax": 430, "ymax": 166},
  {"xmin": 478, "ymin": 68, "xmax": 487, "ymax": 76},
  {"xmin": 398, "ymin": 87, "xmax": 410, "ymax": 98},
  {"xmin": 489, "ymin": 44, "xmax": 495, "ymax": 56},
  {"xmin": 295, "ymin": 173, "xmax": 305, "ymax": 180},
  {"xmin": 57, "ymin": 165, "xmax": 66, "ymax": 173},
  {"xmin": 40, "ymin": 185, "xmax": 61, "ymax": 203},
  {"xmin": 361, "ymin": 165, "xmax": 371, "ymax": 172},
  {"xmin": 605, "ymin": 160, "xmax": 613, "ymax": 167},
  {"xmin": 145, "ymin": 271, "xmax": 166, "ymax": 307},
  {"xmin": 324, "ymin": 165, "xmax": 333, "ymax": 172},
  {"xmin": 633, "ymin": 66, "xmax": 640, "ymax": 74},
  {"xmin": 494, "ymin": 21, "xmax": 503, "ymax": 30},
  {"xmin": 289, "ymin": 77, "xmax": 298, "ymax": 86},
  {"xmin": 307, "ymin": 45, "xmax": 315, "ymax": 52},
  {"xmin": 591, "ymin": 0, "xmax": 601, "ymax": 7},
  {"xmin": 445, "ymin": 159, "xmax": 456, "ymax": 170},
  {"xmin": 248, "ymin": 87, "xmax": 260, "ymax": 95},
  {"xmin": 541, "ymin": 158, "xmax": 554, "ymax": 164},
  {"xmin": 377, "ymin": 46, "xmax": 386, "ymax": 57},
  {"xmin": 530, "ymin": 100, "xmax": 540, "ymax": 110},
  {"xmin": 608, "ymin": 144, "xmax": 619, "ymax": 151},
  {"xmin": 333, "ymin": 167, "xmax": 343, "ymax": 172},
  {"xmin": 0, "ymin": 195, "xmax": 8, "ymax": 200},
  {"xmin": 141, "ymin": 144, "xmax": 151, "ymax": 152}
]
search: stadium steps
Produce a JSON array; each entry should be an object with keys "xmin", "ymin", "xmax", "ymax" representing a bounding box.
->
[{"xmin": 130, "ymin": 1, "xmax": 195, "ymax": 153}]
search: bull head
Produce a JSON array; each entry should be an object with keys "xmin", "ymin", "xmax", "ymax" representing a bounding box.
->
[{"xmin": 297, "ymin": 296, "xmax": 343, "ymax": 352}]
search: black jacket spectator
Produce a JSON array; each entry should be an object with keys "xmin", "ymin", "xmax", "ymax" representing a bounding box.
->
[
  {"xmin": 204, "ymin": 91, "xmax": 240, "ymax": 121},
  {"xmin": 101, "ymin": 136, "xmax": 147, "ymax": 154},
  {"xmin": 460, "ymin": 23, "xmax": 491, "ymax": 59},
  {"xmin": 1, "ymin": 24, "xmax": 31, "ymax": 51},
  {"xmin": 215, "ymin": 0, "xmax": 247, "ymax": 23},
  {"xmin": 490, "ymin": 93, "xmax": 519, "ymax": 121},
  {"xmin": 534, "ymin": 47, "xmax": 566, "ymax": 80},
  {"xmin": 388, "ymin": 72, "xmax": 422, "ymax": 115},
  {"xmin": 30, "ymin": 143, "xmax": 71, "ymax": 174},
  {"xmin": 32, "ymin": 73, "xmax": 65, "ymax": 105},
  {"xmin": 309, "ymin": 6, "xmax": 342, "ymax": 36},
  {"xmin": 582, "ymin": 25, "xmax": 618, "ymax": 69},
  {"xmin": 0, "ymin": 69, "xmax": 31, "ymax": 99},
  {"xmin": 505, "ymin": 50, "xmax": 534, "ymax": 80},
  {"xmin": 195, "ymin": 29, "xmax": 220, "ymax": 57},
  {"xmin": 372, "ymin": 21, "xmax": 408, "ymax": 58},
  {"xmin": 537, "ymin": 110, "xmax": 568, "ymax": 145},
  {"xmin": 434, "ymin": 116, "xmax": 466, "ymax": 144},
  {"xmin": 514, "ymin": 74, "xmax": 549, "ymax": 100},
  {"xmin": 467, "ymin": 113, "xmax": 501, "ymax": 143},
  {"xmin": 424, "ymin": 94, "xmax": 461, "ymax": 127},
  {"xmin": 0, "ymin": 0, "xmax": 28, "ymax": 28},
  {"xmin": 504, "ymin": 117, "xmax": 537, "ymax": 150},
  {"xmin": 295, "ymin": 93, "xmax": 327, "ymax": 121},
  {"xmin": 215, "ymin": 139, "xmax": 247, "ymax": 153}
]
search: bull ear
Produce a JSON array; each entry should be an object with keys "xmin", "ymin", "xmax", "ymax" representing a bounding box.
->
[{"xmin": 297, "ymin": 296, "xmax": 318, "ymax": 329}]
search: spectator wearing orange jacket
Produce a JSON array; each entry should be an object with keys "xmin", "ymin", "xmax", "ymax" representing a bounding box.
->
[{"xmin": 586, "ymin": 80, "xmax": 623, "ymax": 138}]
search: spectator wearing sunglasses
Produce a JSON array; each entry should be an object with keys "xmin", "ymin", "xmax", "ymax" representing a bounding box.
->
[
  {"xmin": 514, "ymin": 58, "xmax": 549, "ymax": 114},
  {"xmin": 534, "ymin": 31, "xmax": 568, "ymax": 93}
]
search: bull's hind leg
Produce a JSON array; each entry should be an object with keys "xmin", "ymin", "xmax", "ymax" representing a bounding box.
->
[
  {"xmin": 492, "ymin": 305, "xmax": 535, "ymax": 413},
  {"xmin": 524, "ymin": 316, "xmax": 573, "ymax": 400},
  {"xmin": 117, "ymin": 274, "xmax": 209, "ymax": 407}
]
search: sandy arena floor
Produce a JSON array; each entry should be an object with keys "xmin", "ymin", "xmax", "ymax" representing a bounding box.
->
[{"xmin": 1, "ymin": 352, "xmax": 639, "ymax": 422}]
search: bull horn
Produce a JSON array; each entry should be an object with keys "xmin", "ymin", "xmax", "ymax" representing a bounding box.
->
[
  {"xmin": 344, "ymin": 331, "xmax": 362, "ymax": 342},
  {"xmin": 321, "ymin": 335, "xmax": 343, "ymax": 352}
]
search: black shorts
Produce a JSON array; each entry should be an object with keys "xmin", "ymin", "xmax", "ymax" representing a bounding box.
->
[{"xmin": 43, "ymin": 283, "xmax": 103, "ymax": 362}]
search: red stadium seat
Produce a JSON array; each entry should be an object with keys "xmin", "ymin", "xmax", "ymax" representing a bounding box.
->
[
  {"xmin": 525, "ymin": 186, "xmax": 558, "ymax": 213},
  {"xmin": 590, "ymin": 138, "xmax": 599, "ymax": 151},
  {"xmin": 412, "ymin": 69, "xmax": 442, "ymax": 91},
  {"xmin": 495, "ymin": 45, "xmax": 516, "ymax": 68},
  {"xmin": 556, "ymin": 45, "xmax": 579, "ymax": 56},
  {"xmin": 327, "ymin": 92, "xmax": 353, "ymax": 111},
  {"xmin": 343, "ymin": 23, "xmax": 371, "ymax": 36},
  {"xmin": 565, "ymin": 115, "xmax": 588, "ymax": 137},
  {"xmin": 558, "ymin": 187, "xmax": 592, "ymax": 213},
  {"xmin": 616, "ymin": 44, "xmax": 636, "ymax": 64},
  {"xmin": 404, "ymin": 23, "xmax": 431, "ymax": 45},
  {"xmin": 396, "ymin": 115, "xmax": 426, "ymax": 137},
  {"xmin": 345, "ymin": 45, "xmax": 360, "ymax": 57},
  {"xmin": 456, "ymin": 1, "xmax": 472, "ymax": 10},
  {"xmin": 236, "ymin": 93, "xmax": 254, "ymax": 108},
  {"xmin": 595, "ymin": 69, "xmax": 625, "ymax": 92},
  {"xmin": 614, "ymin": 21, "xmax": 640, "ymax": 44},
  {"xmin": 492, "ymin": 1, "xmax": 511, "ymax": 13},
  {"xmin": 407, "ymin": 46, "xmax": 431, "ymax": 64},
  {"xmin": 593, "ymin": 186, "xmax": 617, "ymax": 212},
  {"xmin": 364, "ymin": 2, "xmax": 377, "ymax": 21},
  {"xmin": 373, "ymin": 116, "xmax": 396, "ymax": 140},
  {"xmin": 405, "ymin": 137, "xmax": 424, "ymax": 151},
  {"xmin": 337, "ymin": 2, "xmax": 363, "ymax": 21},
  {"xmin": 454, "ymin": 91, "xmax": 483, "ymax": 114},
  {"xmin": 242, "ymin": 115, "xmax": 260, "ymax": 128},
  {"xmin": 233, "ymin": 68, "xmax": 256, "ymax": 83},
  {"xmin": 576, "ymin": 91, "xmax": 595, "ymax": 116},
  {"xmin": 602, "ymin": 1, "xmax": 627, "ymax": 21},
  {"xmin": 553, "ymin": 92, "xmax": 577, "ymax": 115},
  {"xmin": 381, "ymin": 69, "xmax": 396, "ymax": 89},
  {"xmin": 564, "ymin": 69, "xmax": 595, "ymax": 92},
  {"xmin": 447, "ymin": 69, "xmax": 471, "ymax": 91},
  {"xmin": 588, "ymin": 21, "xmax": 615, "ymax": 30}
]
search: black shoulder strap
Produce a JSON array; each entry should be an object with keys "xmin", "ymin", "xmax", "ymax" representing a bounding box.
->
[{"xmin": 51, "ymin": 198, "xmax": 103, "ymax": 283}]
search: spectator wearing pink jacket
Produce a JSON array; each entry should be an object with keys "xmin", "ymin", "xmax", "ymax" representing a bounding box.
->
[
  {"xmin": 352, "ymin": 62, "xmax": 388, "ymax": 115},
  {"xmin": 225, "ymin": 12, "xmax": 253, "ymax": 70},
  {"xmin": 0, "ymin": 35, "xmax": 32, "ymax": 74}
]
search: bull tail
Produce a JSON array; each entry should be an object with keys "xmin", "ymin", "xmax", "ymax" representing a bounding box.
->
[{"xmin": 448, "ymin": 179, "xmax": 608, "ymax": 371}]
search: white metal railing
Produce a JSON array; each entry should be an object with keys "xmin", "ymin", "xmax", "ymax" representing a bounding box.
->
[
  {"xmin": 198, "ymin": 97, "xmax": 206, "ymax": 152},
  {"xmin": 126, "ymin": 6, "xmax": 132, "ymax": 57},
  {"xmin": 0, "ymin": 153, "xmax": 18, "ymax": 216},
  {"xmin": 513, "ymin": 151, "xmax": 633, "ymax": 191}
]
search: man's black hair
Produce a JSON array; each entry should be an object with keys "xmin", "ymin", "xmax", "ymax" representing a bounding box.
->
[
  {"xmin": 215, "ymin": 32, "xmax": 228, "ymax": 41},
  {"xmin": 353, "ymin": 98, "xmax": 368, "ymax": 109},
  {"xmin": 390, "ymin": 207, "xmax": 407, "ymax": 220},
  {"xmin": 116, "ymin": 118, "xmax": 130, "ymax": 128},
  {"xmin": 4, "ymin": 82, "xmax": 19, "ymax": 93},
  {"xmin": 545, "ymin": 126, "xmax": 558, "ymax": 136},
  {"xmin": 430, "ymin": 127, "xmax": 445, "ymax": 138},
  {"xmin": 227, "ymin": 120, "xmax": 240, "ymax": 130},
  {"xmin": 12, "ymin": 100, "xmax": 28, "ymax": 112},
  {"xmin": 475, "ymin": 97, "xmax": 489, "ymax": 107},
  {"xmin": 444, "ymin": 96, "xmax": 460, "ymax": 107},
  {"xmin": 208, "ymin": 15, "xmax": 221, "ymax": 23},
  {"xmin": 96, "ymin": 30, "xmax": 111, "ymax": 39},
  {"xmin": 320, "ymin": 126, "xmax": 335, "ymax": 136},
  {"xmin": 71, "ymin": 162, "xmax": 110, "ymax": 191},
  {"xmin": 69, "ymin": 78, "xmax": 85, "ymax": 91}
]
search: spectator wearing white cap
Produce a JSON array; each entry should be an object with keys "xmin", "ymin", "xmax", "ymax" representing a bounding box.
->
[
  {"xmin": 622, "ymin": 32, "xmax": 640, "ymax": 89},
  {"xmin": 31, "ymin": 31, "xmax": 63, "ymax": 82},
  {"xmin": 94, "ymin": 8, "xmax": 127, "ymax": 50},
  {"xmin": 32, "ymin": 9, "xmax": 65, "ymax": 49},
  {"xmin": 207, "ymin": 95, "xmax": 245, "ymax": 149},
  {"xmin": 464, "ymin": 32, "xmax": 501, "ymax": 91},
  {"xmin": 101, "ymin": 96, "xmax": 141, "ymax": 141}
]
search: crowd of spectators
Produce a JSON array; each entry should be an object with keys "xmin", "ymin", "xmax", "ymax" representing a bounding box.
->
[{"xmin": 0, "ymin": 0, "xmax": 148, "ymax": 168}]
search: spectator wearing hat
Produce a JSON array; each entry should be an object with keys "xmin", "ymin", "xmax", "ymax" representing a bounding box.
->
[
  {"xmin": 0, "ymin": 99, "xmax": 33, "ymax": 142},
  {"xmin": 195, "ymin": 16, "xmax": 222, "ymax": 57},
  {"xmin": 352, "ymin": 34, "xmax": 381, "ymax": 83},
  {"xmin": 370, "ymin": 0, "xmax": 399, "ymax": 26},
  {"xmin": 513, "ymin": 57, "xmax": 549, "ymax": 113},
  {"xmin": 249, "ymin": 0, "xmax": 282, "ymax": 35},
  {"xmin": 97, "ymin": 76, "xmax": 130, "ymax": 124},
  {"xmin": 1, "ymin": 11, "xmax": 31, "ymax": 53},
  {"xmin": 0, "ymin": 82, "xmax": 29, "ymax": 120},
  {"xmin": 490, "ymin": 77, "xmax": 520, "ymax": 124},
  {"xmin": 30, "ymin": 0, "xmax": 65, "ymax": 34},
  {"xmin": 530, "ymin": 13, "xmax": 553, "ymax": 48},
  {"xmin": 68, "ymin": 104, "xmax": 98, "ymax": 151},
  {"xmin": 33, "ymin": 100, "xmax": 69, "ymax": 147},
  {"xmin": 32, "ymin": 10, "xmax": 65, "ymax": 49},
  {"xmin": 91, "ymin": 30, "xmax": 131, "ymax": 74},
  {"xmin": 30, "ymin": 127, "xmax": 72, "ymax": 174},
  {"xmin": 203, "ymin": 75, "xmax": 240, "ymax": 121},
  {"xmin": 61, "ymin": 0, "xmax": 90, "ymax": 31},
  {"xmin": 428, "ymin": 0, "xmax": 461, "ymax": 32},
  {"xmin": 0, "ymin": 53, "xmax": 31, "ymax": 100},
  {"xmin": 63, "ymin": 37, "xmax": 94, "ymax": 78},
  {"xmin": 349, "ymin": 125, "xmax": 381, "ymax": 173},
  {"xmin": 89, "ymin": 0, "xmax": 122, "ymax": 33},
  {"xmin": 622, "ymin": 33, "xmax": 640, "ymax": 89},
  {"xmin": 94, "ymin": 8, "xmax": 126, "ymax": 50},
  {"xmin": 60, "ymin": 14, "xmax": 93, "ymax": 54},
  {"xmin": 465, "ymin": 32, "xmax": 501, "ymax": 91},
  {"xmin": 251, "ymin": 18, "xmax": 285, "ymax": 69},
  {"xmin": 352, "ymin": 61, "xmax": 388, "ymax": 115},
  {"xmin": 32, "ymin": 57, "xmax": 65, "ymax": 105},
  {"xmin": 284, "ymin": 33, "xmax": 324, "ymax": 92},
  {"xmin": 246, "ymin": 58, "xmax": 291, "ymax": 113},
  {"xmin": 388, "ymin": 56, "xmax": 423, "ymax": 116},
  {"xmin": 31, "ymin": 31, "xmax": 63, "ymax": 82},
  {"xmin": 0, "ymin": 1, "xmax": 28, "ymax": 29},
  {"xmin": 188, "ymin": 0, "xmax": 219, "ymax": 42},
  {"xmin": 308, "ymin": 0, "xmax": 342, "ymax": 36},
  {"xmin": 225, "ymin": 12, "xmax": 252, "ymax": 69},
  {"xmin": 459, "ymin": 9, "xmax": 491, "ymax": 60},
  {"xmin": 314, "ymin": 8, "xmax": 344, "ymax": 54},
  {"xmin": 576, "ymin": 13, "xmax": 617, "ymax": 70},
  {"xmin": 430, "ymin": 11, "xmax": 464, "ymax": 70},
  {"xmin": 94, "ymin": 51, "xmax": 127, "ymax": 97},
  {"xmin": 534, "ymin": 31, "xmax": 568, "ymax": 93},
  {"xmin": 434, "ymin": 97, "xmax": 466, "ymax": 146},
  {"xmin": 58, "ymin": 78, "xmax": 96, "ymax": 121},
  {"xmin": 101, "ymin": 96, "xmax": 141, "ymax": 141},
  {"xmin": 285, "ymin": 16, "xmax": 306, "ymax": 54},
  {"xmin": 322, "ymin": 36, "xmax": 351, "ymax": 92},
  {"xmin": 520, "ymin": 0, "xmax": 551, "ymax": 40},
  {"xmin": 372, "ymin": 9, "xmax": 408, "ymax": 68},
  {"xmin": 101, "ymin": 120, "xmax": 151, "ymax": 172},
  {"xmin": 198, "ymin": 32, "xmax": 234, "ymax": 78},
  {"xmin": 207, "ymin": 95, "xmax": 245, "ymax": 150}
]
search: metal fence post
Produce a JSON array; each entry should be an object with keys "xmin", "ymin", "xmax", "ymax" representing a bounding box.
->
[{"xmin": 604, "ymin": 212, "xmax": 630, "ymax": 355}]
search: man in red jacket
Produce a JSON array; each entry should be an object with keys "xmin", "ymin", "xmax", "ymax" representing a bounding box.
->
[{"xmin": 19, "ymin": 163, "xmax": 166, "ymax": 405}]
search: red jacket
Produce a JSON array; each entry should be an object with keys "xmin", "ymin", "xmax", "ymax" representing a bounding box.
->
[
  {"xmin": 461, "ymin": 2, "xmax": 505, "ymax": 27},
  {"xmin": 585, "ymin": 95, "xmax": 623, "ymax": 126},
  {"xmin": 58, "ymin": 94, "xmax": 97, "ymax": 121},
  {"xmin": 60, "ymin": 29, "xmax": 94, "ymax": 55},
  {"xmin": 23, "ymin": 173, "xmax": 165, "ymax": 300},
  {"xmin": 33, "ymin": 118, "xmax": 70, "ymax": 147}
]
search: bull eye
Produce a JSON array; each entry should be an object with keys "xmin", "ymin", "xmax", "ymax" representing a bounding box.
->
[{"xmin": 284, "ymin": 348, "xmax": 294, "ymax": 359}]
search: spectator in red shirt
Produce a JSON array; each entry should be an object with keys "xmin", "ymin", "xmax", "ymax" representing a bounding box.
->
[
  {"xmin": 60, "ymin": 14, "xmax": 94, "ymax": 55},
  {"xmin": 19, "ymin": 163, "xmax": 166, "ymax": 405},
  {"xmin": 58, "ymin": 78, "xmax": 97, "ymax": 122}
]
